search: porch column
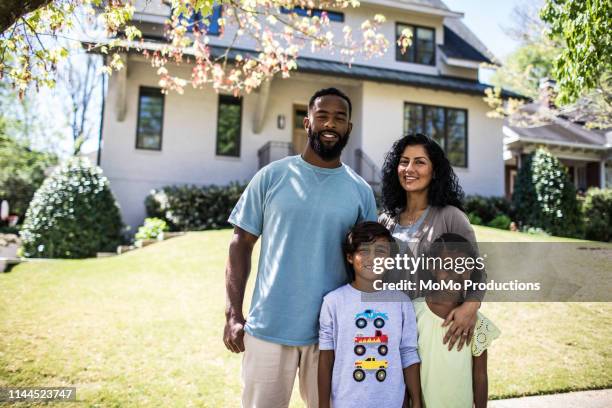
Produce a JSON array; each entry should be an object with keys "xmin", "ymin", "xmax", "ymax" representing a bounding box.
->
[
  {"xmin": 252, "ymin": 79, "xmax": 272, "ymax": 134},
  {"xmin": 115, "ymin": 53, "xmax": 128, "ymax": 122},
  {"xmin": 601, "ymin": 160, "xmax": 606, "ymax": 189}
]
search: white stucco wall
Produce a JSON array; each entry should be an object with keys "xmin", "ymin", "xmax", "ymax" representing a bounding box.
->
[
  {"xmin": 359, "ymin": 81, "xmax": 504, "ymax": 197},
  {"xmin": 101, "ymin": 59, "xmax": 362, "ymax": 228}
]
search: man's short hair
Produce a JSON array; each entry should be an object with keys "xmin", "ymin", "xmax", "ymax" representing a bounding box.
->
[{"xmin": 308, "ymin": 87, "xmax": 352, "ymax": 118}]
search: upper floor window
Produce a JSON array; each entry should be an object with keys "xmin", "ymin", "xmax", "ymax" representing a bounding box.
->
[
  {"xmin": 396, "ymin": 24, "xmax": 435, "ymax": 65},
  {"xmin": 404, "ymin": 102, "xmax": 467, "ymax": 167},
  {"xmin": 216, "ymin": 95, "xmax": 242, "ymax": 157},
  {"xmin": 136, "ymin": 87, "xmax": 164, "ymax": 151},
  {"xmin": 280, "ymin": 6, "xmax": 344, "ymax": 23},
  {"xmin": 176, "ymin": 4, "xmax": 222, "ymax": 35}
]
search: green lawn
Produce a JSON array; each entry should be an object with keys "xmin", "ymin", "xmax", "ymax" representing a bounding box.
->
[{"xmin": 0, "ymin": 227, "xmax": 610, "ymax": 407}]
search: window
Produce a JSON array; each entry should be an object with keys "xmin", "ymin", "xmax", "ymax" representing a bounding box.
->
[
  {"xmin": 280, "ymin": 6, "xmax": 344, "ymax": 22},
  {"xmin": 404, "ymin": 103, "xmax": 467, "ymax": 167},
  {"xmin": 136, "ymin": 87, "xmax": 164, "ymax": 150},
  {"xmin": 396, "ymin": 23, "xmax": 435, "ymax": 65},
  {"xmin": 216, "ymin": 95, "xmax": 242, "ymax": 157},
  {"xmin": 177, "ymin": 5, "xmax": 222, "ymax": 35}
]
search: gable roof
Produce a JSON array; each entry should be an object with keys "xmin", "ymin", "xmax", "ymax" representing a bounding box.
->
[
  {"xmin": 504, "ymin": 104, "xmax": 610, "ymax": 150},
  {"xmin": 439, "ymin": 25, "xmax": 492, "ymax": 64}
]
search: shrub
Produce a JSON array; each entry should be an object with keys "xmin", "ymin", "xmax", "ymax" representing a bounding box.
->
[
  {"xmin": 145, "ymin": 182, "xmax": 247, "ymax": 231},
  {"xmin": 467, "ymin": 212, "xmax": 483, "ymax": 225},
  {"xmin": 582, "ymin": 188, "xmax": 612, "ymax": 242},
  {"xmin": 464, "ymin": 195, "xmax": 513, "ymax": 224},
  {"xmin": 0, "ymin": 135, "xmax": 57, "ymax": 221},
  {"xmin": 20, "ymin": 157, "xmax": 123, "ymax": 258},
  {"xmin": 135, "ymin": 217, "xmax": 169, "ymax": 241},
  {"xmin": 488, "ymin": 214, "xmax": 512, "ymax": 230},
  {"xmin": 512, "ymin": 148, "xmax": 582, "ymax": 238}
]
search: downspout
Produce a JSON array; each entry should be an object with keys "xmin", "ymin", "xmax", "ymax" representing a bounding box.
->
[{"xmin": 97, "ymin": 55, "xmax": 106, "ymax": 166}]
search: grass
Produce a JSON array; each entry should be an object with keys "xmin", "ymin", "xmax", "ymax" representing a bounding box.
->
[{"xmin": 0, "ymin": 227, "xmax": 610, "ymax": 407}]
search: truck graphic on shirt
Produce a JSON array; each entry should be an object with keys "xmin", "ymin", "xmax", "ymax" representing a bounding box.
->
[
  {"xmin": 353, "ymin": 357, "xmax": 388, "ymax": 382},
  {"xmin": 354, "ymin": 309, "xmax": 388, "ymax": 329},
  {"xmin": 354, "ymin": 330, "xmax": 389, "ymax": 356}
]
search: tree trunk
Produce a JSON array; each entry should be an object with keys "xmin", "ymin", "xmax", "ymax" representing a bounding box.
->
[{"xmin": 0, "ymin": 0, "xmax": 53, "ymax": 34}]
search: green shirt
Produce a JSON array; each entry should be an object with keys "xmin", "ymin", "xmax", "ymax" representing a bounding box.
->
[{"xmin": 413, "ymin": 298, "xmax": 500, "ymax": 408}]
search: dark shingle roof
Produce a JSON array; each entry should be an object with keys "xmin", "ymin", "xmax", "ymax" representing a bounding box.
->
[
  {"xmin": 439, "ymin": 26, "xmax": 492, "ymax": 64},
  {"xmin": 205, "ymin": 45, "xmax": 520, "ymax": 98},
  {"xmin": 293, "ymin": 55, "xmax": 519, "ymax": 97},
  {"xmin": 505, "ymin": 105, "xmax": 609, "ymax": 148}
]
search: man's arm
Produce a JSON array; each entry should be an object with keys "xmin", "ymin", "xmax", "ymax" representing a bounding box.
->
[
  {"xmin": 223, "ymin": 226, "xmax": 258, "ymax": 353},
  {"xmin": 472, "ymin": 350, "xmax": 488, "ymax": 408},
  {"xmin": 403, "ymin": 363, "xmax": 422, "ymax": 408},
  {"xmin": 318, "ymin": 350, "xmax": 335, "ymax": 408}
]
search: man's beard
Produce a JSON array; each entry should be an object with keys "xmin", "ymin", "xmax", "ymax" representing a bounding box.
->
[{"xmin": 307, "ymin": 127, "xmax": 350, "ymax": 161}]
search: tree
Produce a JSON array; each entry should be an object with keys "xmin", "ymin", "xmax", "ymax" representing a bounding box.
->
[
  {"xmin": 512, "ymin": 148, "xmax": 582, "ymax": 238},
  {"xmin": 61, "ymin": 52, "xmax": 101, "ymax": 154},
  {"xmin": 540, "ymin": 0, "xmax": 612, "ymax": 105},
  {"xmin": 1, "ymin": 1, "xmax": 407, "ymax": 96},
  {"xmin": 491, "ymin": 0, "xmax": 561, "ymax": 100},
  {"xmin": 0, "ymin": 133, "xmax": 57, "ymax": 222},
  {"xmin": 484, "ymin": 0, "xmax": 611, "ymax": 129}
]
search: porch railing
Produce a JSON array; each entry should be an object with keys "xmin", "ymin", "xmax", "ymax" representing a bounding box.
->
[
  {"xmin": 355, "ymin": 148, "xmax": 382, "ymax": 194},
  {"xmin": 258, "ymin": 141, "xmax": 294, "ymax": 169}
]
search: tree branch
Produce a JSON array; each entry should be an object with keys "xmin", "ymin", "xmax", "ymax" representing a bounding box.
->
[{"xmin": 0, "ymin": 0, "xmax": 53, "ymax": 34}]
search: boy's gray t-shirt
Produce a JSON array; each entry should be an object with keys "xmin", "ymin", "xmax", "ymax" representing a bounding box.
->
[
  {"xmin": 228, "ymin": 155, "xmax": 377, "ymax": 346},
  {"xmin": 319, "ymin": 284, "xmax": 420, "ymax": 408}
]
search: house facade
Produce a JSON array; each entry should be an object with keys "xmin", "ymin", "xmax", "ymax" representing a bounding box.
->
[
  {"xmin": 503, "ymin": 81, "xmax": 612, "ymax": 198},
  {"xmin": 98, "ymin": 0, "xmax": 510, "ymax": 229}
]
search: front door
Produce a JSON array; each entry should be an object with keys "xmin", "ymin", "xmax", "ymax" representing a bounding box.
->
[{"xmin": 292, "ymin": 105, "xmax": 308, "ymax": 154}]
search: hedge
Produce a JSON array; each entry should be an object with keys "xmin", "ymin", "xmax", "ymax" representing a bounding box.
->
[{"xmin": 145, "ymin": 182, "xmax": 247, "ymax": 231}]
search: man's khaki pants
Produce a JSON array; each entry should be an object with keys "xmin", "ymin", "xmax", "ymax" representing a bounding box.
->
[{"xmin": 242, "ymin": 332, "xmax": 319, "ymax": 408}]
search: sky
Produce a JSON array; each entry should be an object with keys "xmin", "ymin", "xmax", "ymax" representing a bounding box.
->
[{"xmin": 442, "ymin": 0, "xmax": 524, "ymax": 61}]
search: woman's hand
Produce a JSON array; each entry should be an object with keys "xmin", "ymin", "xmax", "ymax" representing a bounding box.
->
[{"xmin": 441, "ymin": 301, "xmax": 480, "ymax": 351}]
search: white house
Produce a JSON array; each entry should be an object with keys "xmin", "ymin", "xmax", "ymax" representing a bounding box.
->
[{"xmin": 96, "ymin": 0, "xmax": 515, "ymax": 229}]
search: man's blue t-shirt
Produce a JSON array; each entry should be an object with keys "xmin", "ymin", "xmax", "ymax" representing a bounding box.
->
[{"xmin": 228, "ymin": 155, "xmax": 378, "ymax": 346}]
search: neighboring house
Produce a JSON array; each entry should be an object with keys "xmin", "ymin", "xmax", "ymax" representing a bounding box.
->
[
  {"xmin": 95, "ymin": 0, "xmax": 515, "ymax": 229},
  {"xmin": 504, "ymin": 80, "xmax": 612, "ymax": 198}
]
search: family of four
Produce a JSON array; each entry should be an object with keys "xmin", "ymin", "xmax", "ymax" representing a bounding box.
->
[{"xmin": 223, "ymin": 88, "xmax": 500, "ymax": 408}]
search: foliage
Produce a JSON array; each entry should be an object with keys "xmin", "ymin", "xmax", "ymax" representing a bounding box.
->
[
  {"xmin": 540, "ymin": 0, "xmax": 612, "ymax": 105},
  {"xmin": 135, "ymin": 217, "xmax": 169, "ymax": 241},
  {"xmin": 145, "ymin": 182, "xmax": 247, "ymax": 231},
  {"xmin": 512, "ymin": 148, "xmax": 582, "ymax": 238},
  {"xmin": 581, "ymin": 188, "xmax": 612, "ymax": 242},
  {"xmin": 485, "ymin": 0, "xmax": 611, "ymax": 129},
  {"xmin": 0, "ymin": 134, "xmax": 57, "ymax": 221},
  {"xmin": 467, "ymin": 212, "xmax": 483, "ymax": 226},
  {"xmin": 487, "ymin": 214, "xmax": 512, "ymax": 230},
  {"xmin": 20, "ymin": 157, "xmax": 123, "ymax": 258},
  {"xmin": 1, "ymin": 1, "xmax": 404, "ymax": 96},
  {"xmin": 464, "ymin": 195, "xmax": 513, "ymax": 225}
]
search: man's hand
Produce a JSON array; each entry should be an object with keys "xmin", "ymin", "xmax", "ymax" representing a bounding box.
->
[
  {"xmin": 442, "ymin": 301, "xmax": 479, "ymax": 351},
  {"xmin": 223, "ymin": 227, "xmax": 258, "ymax": 354},
  {"xmin": 224, "ymin": 314, "xmax": 246, "ymax": 353}
]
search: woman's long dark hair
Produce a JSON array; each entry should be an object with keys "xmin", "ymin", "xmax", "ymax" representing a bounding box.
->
[{"xmin": 381, "ymin": 133, "xmax": 464, "ymax": 216}]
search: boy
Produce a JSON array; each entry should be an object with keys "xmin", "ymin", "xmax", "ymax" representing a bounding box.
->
[
  {"xmin": 414, "ymin": 233, "xmax": 500, "ymax": 408},
  {"xmin": 318, "ymin": 221, "xmax": 421, "ymax": 408}
]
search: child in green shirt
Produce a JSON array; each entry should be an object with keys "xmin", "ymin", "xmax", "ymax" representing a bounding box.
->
[{"xmin": 413, "ymin": 233, "xmax": 500, "ymax": 408}]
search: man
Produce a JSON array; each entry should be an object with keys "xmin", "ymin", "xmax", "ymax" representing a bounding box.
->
[{"xmin": 224, "ymin": 87, "xmax": 377, "ymax": 407}]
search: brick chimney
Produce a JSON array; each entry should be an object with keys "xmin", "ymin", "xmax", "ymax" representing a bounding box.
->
[{"xmin": 538, "ymin": 78, "xmax": 557, "ymax": 109}]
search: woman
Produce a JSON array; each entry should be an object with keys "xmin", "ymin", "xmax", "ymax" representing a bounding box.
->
[{"xmin": 378, "ymin": 133, "xmax": 485, "ymax": 351}]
